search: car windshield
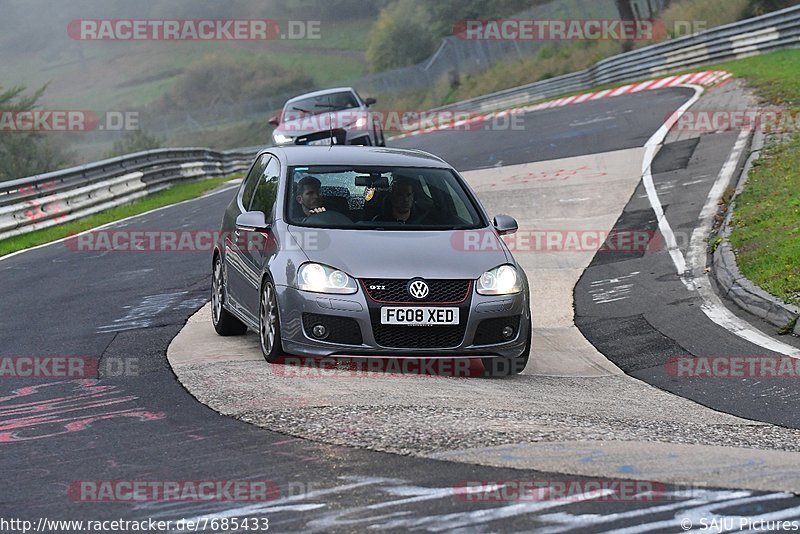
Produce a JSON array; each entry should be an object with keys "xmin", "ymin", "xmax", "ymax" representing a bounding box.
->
[
  {"xmin": 285, "ymin": 166, "xmax": 486, "ymax": 230},
  {"xmin": 285, "ymin": 91, "xmax": 359, "ymax": 117}
]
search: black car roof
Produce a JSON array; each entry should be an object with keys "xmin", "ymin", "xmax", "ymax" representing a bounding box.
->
[{"xmin": 260, "ymin": 146, "xmax": 451, "ymax": 169}]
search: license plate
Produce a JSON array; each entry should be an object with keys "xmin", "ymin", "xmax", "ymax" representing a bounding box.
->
[
  {"xmin": 380, "ymin": 307, "xmax": 459, "ymax": 326},
  {"xmin": 308, "ymin": 138, "xmax": 336, "ymax": 146}
]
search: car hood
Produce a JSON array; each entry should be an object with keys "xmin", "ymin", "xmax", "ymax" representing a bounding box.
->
[
  {"xmin": 275, "ymin": 110, "xmax": 367, "ymax": 137},
  {"xmin": 287, "ymin": 226, "xmax": 510, "ymax": 279}
]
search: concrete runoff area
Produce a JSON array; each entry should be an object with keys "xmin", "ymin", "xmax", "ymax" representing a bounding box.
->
[{"xmin": 169, "ymin": 148, "xmax": 800, "ymax": 493}]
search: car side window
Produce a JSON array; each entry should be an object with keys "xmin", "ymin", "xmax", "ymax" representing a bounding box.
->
[
  {"xmin": 248, "ymin": 157, "xmax": 281, "ymax": 219},
  {"xmin": 240, "ymin": 155, "xmax": 269, "ymax": 209}
]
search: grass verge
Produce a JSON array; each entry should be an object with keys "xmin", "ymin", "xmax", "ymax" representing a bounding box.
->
[
  {"xmin": 729, "ymin": 134, "xmax": 800, "ymax": 306},
  {"xmin": 0, "ymin": 175, "xmax": 241, "ymax": 259},
  {"xmin": 711, "ymin": 49, "xmax": 800, "ymax": 306}
]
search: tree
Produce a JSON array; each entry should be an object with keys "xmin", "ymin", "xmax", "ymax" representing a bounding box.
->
[
  {"xmin": 365, "ymin": 0, "xmax": 547, "ymax": 72},
  {"xmin": 0, "ymin": 85, "xmax": 71, "ymax": 182},
  {"xmin": 615, "ymin": 0, "xmax": 637, "ymax": 51},
  {"xmin": 746, "ymin": 0, "xmax": 800, "ymax": 16},
  {"xmin": 421, "ymin": 0, "xmax": 534, "ymax": 38},
  {"xmin": 366, "ymin": 0, "xmax": 437, "ymax": 72},
  {"xmin": 615, "ymin": 0, "xmax": 636, "ymax": 20}
]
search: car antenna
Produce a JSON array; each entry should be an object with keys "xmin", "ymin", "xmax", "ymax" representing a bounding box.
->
[{"xmin": 328, "ymin": 95, "xmax": 334, "ymax": 151}]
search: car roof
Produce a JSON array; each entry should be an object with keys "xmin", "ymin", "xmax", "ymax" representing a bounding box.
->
[
  {"xmin": 285, "ymin": 87, "xmax": 358, "ymax": 103},
  {"xmin": 261, "ymin": 146, "xmax": 452, "ymax": 169}
]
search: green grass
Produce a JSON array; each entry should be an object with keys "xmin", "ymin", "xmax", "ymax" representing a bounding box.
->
[
  {"xmin": 728, "ymin": 136, "xmax": 800, "ymax": 306},
  {"xmin": 720, "ymin": 50, "xmax": 800, "ymax": 306},
  {"xmin": 0, "ymin": 175, "xmax": 241, "ymax": 258},
  {"xmin": 716, "ymin": 49, "xmax": 800, "ymax": 108},
  {"xmin": 266, "ymin": 52, "xmax": 367, "ymax": 85}
]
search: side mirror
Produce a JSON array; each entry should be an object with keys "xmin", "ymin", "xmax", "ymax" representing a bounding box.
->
[
  {"xmin": 268, "ymin": 116, "xmax": 280, "ymax": 127},
  {"xmin": 493, "ymin": 214, "xmax": 518, "ymax": 236},
  {"xmin": 236, "ymin": 211, "xmax": 270, "ymax": 232},
  {"xmin": 364, "ymin": 97, "xmax": 376, "ymax": 107}
]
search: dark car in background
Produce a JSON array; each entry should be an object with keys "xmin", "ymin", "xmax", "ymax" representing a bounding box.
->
[
  {"xmin": 269, "ymin": 87, "xmax": 386, "ymax": 147},
  {"xmin": 212, "ymin": 146, "xmax": 531, "ymax": 376}
]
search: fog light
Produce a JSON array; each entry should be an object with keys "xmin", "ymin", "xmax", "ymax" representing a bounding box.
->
[
  {"xmin": 312, "ymin": 324, "xmax": 328, "ymax": 339},
  {"xmin": 501, "ymin": 326, "xmax": 515, "ymax": 340}
]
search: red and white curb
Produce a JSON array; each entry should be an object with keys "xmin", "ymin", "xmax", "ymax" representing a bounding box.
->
[{"xmin": 390, "ymin": 70, "xmax": 733, "ymax": 140}]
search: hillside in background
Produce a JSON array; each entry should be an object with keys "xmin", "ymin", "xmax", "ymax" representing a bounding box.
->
[
  {"xmin": 0, "ymin": 0, "xmax": 376, "ymax": 111},
  {"xmin": 1, "ymin": 0, "xmax": 799, "ymax": 175}
]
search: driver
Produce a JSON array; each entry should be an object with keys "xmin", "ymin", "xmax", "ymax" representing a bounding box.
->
[
  {"xmin": 295, "ymin": 176, "xmax": 327, "ymax": 217},
  {"xmin": 373, "ymin": 175, "xmax": 418, "ymax": 224}
]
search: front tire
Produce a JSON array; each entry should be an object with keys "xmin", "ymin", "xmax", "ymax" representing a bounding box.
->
[
  {"xmin": 212, "ymin": 255, "xmax": 248, "ymax": 336},
  {"xmin": 259, "ymin": 279, "xmax": 284, "ymax": 363},
  {"xmin": 482, "ymin": 317, "xmax": 531, "ymax": 377}
]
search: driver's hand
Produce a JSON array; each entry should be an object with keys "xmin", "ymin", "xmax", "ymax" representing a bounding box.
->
[{"xmin": 309, "ymin": 207, "xmax": 327, "ymax": 214}]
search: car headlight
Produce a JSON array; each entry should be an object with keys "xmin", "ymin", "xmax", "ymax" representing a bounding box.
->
[
  {"xmin": 354, "ymin": 116, "xmax": 368, "ymax": 128},
  {"xmin": 297, "ymin": 263, "xmax": 358, "ymax": 294},
  {"xmin": 273, "ymin": 133, "xmax": 294, "ymax": 145},
  {"xmin": 476, "ymin": 265, "xmax": 521, "ymax": 295}
]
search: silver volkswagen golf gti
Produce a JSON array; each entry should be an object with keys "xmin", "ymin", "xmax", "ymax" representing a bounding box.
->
[{"xmin": 211, "ymin": 146, "xmax": 530, "ymax": 376}]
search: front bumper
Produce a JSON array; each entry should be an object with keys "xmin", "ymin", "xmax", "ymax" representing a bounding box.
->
[{"xmin": 275, "ymin": 284, "xmax": 530, "ymax": 359}]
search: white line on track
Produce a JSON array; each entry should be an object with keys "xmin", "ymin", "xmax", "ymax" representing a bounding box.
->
[
  {"xmin": 639, "ymin": 84, "xmax": 800, "ymax": 357},
  {"xmin": 640, "ymin": 85, "xmax": 704, "ymax": 288},
  {"xmin": 687, "ymin": 128, "xmax": 800, "ymax": 357}
]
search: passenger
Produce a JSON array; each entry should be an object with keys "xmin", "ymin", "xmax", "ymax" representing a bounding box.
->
[{"xmin": 295, "ymin": 176, "xmax": 327, "ymax": 217}]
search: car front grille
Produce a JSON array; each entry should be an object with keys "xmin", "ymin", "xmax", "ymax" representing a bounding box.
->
[
  {"xmin": 371, "ymin": 323, "xmax": 467, "ymax": 349},
  {"xmin": 362, "ymin": 279, "xmax": 471, "ymax": 304}
]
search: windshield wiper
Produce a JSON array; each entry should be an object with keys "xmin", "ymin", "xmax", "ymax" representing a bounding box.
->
[{"xmin": 291, "ymin": 106, "xmax": 312, "ymax": 114}]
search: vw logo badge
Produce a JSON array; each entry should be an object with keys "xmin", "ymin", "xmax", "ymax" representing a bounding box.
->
[{"xmin": 407, "ymin": 279, "xmax": 430, "ymax": 300}]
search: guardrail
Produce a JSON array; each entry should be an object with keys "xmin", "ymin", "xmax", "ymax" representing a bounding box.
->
[
  {"xmin": 0, "ymin": 147, "xmax": 261, "ymax": 240},
  {"xmin": 433, "ymin": 4, "xmax": 800, "ymax": 113},
  {"xmin": 2, "ymin": 5, "xmax": 799, "ymax": 241}
]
